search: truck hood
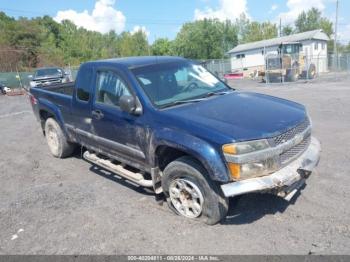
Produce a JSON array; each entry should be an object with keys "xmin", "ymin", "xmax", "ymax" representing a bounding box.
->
[{"xmin": 164, "ymin": 91, "xmax": 307, "ymax": 143}]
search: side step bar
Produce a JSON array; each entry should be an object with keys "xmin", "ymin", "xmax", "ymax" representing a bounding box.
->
[{"xmin": 83, "ymin": 151, "xmax": 153, "ymax": 188}]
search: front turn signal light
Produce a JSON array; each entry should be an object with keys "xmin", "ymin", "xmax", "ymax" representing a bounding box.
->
[
  {"xmin": 228, "ymin": 163, "xmax": 240, "ymax": 180},
  {"xmin": 222, "ymin": 144, "xmax": 236, "ymax": 155}
]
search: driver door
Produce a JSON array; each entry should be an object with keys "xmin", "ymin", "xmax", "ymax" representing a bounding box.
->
[{"xmin": 91, "ymin": 68, "xmax": 146, "ymax": 165}]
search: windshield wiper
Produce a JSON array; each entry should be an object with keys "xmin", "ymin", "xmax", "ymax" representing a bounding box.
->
[
  {"xmin": 201, "ymin": 90, "xmax": 231, "ymax": 98},
  {"xmin": 161, "ymin": 98, "xmax": 205, "ymax": 108},
  {"xmin": 160, "ymin": 90, "xmax": 231, "ymax": 108}
]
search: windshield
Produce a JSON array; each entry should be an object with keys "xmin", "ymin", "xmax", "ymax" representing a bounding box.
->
[
  {"xmin": 282, "ymin": 44, "xmax": 300, "ymax": 55},
  {"xmin": 131, "ymin": 61, "xmax": 230, "ymax": 108},
  {"xmin": 35, "ymin": 68, "xmax": 63, "ymax": 78}
]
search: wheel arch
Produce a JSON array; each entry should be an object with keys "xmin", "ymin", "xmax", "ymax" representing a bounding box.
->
[
  {"xmin": 155, "ymin": 145, "xmax": 196, "ymax": 171},
  {"xmin": 150, "ymin": 131, "xmax": 230, "ymax": 183},
  {"xmin": 37, "ymin": 99, "xmax": 67, "ymax": 136}
]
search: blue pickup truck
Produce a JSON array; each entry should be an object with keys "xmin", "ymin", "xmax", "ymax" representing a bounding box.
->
[{"xmin": 29, "ymin": 56, "xmax": 321, "ymax": 224}]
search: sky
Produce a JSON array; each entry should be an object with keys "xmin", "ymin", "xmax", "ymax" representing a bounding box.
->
[{"xmin": 0, "ymin": 0, "xmax": 349, "ymax": 43}]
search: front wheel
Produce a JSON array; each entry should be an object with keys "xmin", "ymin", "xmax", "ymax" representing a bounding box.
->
[
  {"xmin": 287, "ymin": 67, "xmax": 299, "ymax": 82},
  {"xmin": 162, "ymin": 156, "xmax": 228, "ymax": 225}
]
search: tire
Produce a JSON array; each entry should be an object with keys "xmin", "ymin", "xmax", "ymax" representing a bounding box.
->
[
  {"xmin": 308, "ymin": 64, "xmax": 316, "ymax": 79},
  {"xmin": 162, "ymin": 156, "xmax": 228, "ymax": 225},
  {"xmin": 287, "ymin": 64, "xmax": 299, "ymax": 82},
  {"xmin": 289, "ymin": 69, "xmax": 299, "ymax": 82},
  {"xmin": 44, "ymin": 118, "xmax": 75, "ymax": 158},
  {"xmin": 265, "ymin": 73, "xmax": 281, "ymax": 83}
]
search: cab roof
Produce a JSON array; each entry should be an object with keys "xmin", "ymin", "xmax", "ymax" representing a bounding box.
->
[{"xmin": 87, "ymin": 56, "xmax": 188, "ymax": 69}]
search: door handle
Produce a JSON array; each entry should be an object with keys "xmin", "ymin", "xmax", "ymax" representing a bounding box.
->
[{"xmin": 92, "ymin": 110, "xmax": 104, "ymax": 120}]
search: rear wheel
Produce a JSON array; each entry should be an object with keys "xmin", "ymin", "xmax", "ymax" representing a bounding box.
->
[
  {"xmin": 45, "ymin": 118, "xmax": 75, "ymax": 158},
  {"xmin": 162, "ymin": 156, "xmax": 228, "ymax": 225}
]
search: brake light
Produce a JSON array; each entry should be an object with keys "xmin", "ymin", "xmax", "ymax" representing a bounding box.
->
[{"xmin": 29, "ymin": 94, "xmax": 37, "ymax": 105}]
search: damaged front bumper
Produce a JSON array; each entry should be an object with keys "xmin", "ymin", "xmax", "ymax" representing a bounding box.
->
[{"xmin": 221, "ymin": 137, "xmax": 321, "ymax": 199}]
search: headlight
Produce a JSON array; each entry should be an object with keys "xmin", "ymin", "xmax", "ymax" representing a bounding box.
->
[
  {"xmin": 222, "ymin": 139, "xmax": 269, "ymax": 155},
  {"xmin": 223, "ymin": 139, "xmax": 278, "ymax": 180},
  {"xmin": 227, "ymin": 159, "xmax": 279, "ymax": 180}
]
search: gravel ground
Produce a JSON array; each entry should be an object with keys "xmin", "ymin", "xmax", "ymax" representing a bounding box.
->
[{"xmin": 0, "ymin": 75, "xmax": 349, "ymax": 255}]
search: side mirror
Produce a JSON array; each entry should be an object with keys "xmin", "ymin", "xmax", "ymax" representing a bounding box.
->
[{"xmin": 120, "ymin": 95, "xmax": 142, "ymax": 115}]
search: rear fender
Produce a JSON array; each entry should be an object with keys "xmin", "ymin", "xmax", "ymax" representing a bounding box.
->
[{"xmin": 37, "ymin": 98, "xmax": 68, "ymax": 136}]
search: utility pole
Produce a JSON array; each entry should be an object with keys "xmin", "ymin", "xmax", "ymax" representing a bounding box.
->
[
  {"xmin": 333, "ymin": 0, "xmax": 339, "ymax": 71},
  {"xmin": 279, "ymin": 18, "xmax": 282, "ymax": 37}
]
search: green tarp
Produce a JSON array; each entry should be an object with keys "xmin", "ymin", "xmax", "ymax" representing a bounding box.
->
[
  {"xmin": 0, "ymin": 72, "xmax": 32, "ymax": 88},
  {"xmin": 0, "ymin": 69, "xmax": 79, "ymax": 88}
]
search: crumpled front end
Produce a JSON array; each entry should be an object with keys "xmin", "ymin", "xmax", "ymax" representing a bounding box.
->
[
  {"xmin": 220, "ymin": 117, "xmax": 321, "ymax": 200},
  {"xmin": 221, "ymin": 137, "xmax": 320, "ymax": 199}
]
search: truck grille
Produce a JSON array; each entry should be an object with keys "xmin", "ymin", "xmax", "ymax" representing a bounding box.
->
[
  {"xmin": 273, "ymin": 118, "xmax": 310, "ymax": 145},
  {"xmin": 35, "ymin": 78, "xmax": 62, "ymax": 86},
  {"xmin": 271, "ymin": 118, "xmax": 311, "ymax": 165},
  {"xmin": 280, "ymin": 135, "xmax": 311, "ymax": 165}
]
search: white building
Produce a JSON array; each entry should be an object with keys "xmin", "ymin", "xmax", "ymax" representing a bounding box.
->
[{"xmin": 228, "ymin": 29, "xmax": 330, "ymax": 77}]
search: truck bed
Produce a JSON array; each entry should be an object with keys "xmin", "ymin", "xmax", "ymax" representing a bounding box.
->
[
  {"xmin": 30, "ymin": 82, "xmax": 74, "ymax": 119},
  {"xmin": 36, "ymin": 82, "xmax": 75, "ymax": 96}
]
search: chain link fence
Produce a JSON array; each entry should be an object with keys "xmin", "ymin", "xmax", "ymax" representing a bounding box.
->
[
  {"xmin": 1, "ymin": 53, "xmax": 350, "ymax": 90},
  {"xmin": 200, "ymin": 59, "xmax": 232, "ymax": 80},
  {"xmin": 201, "ymin": 53, "xmax": 350, "ymax": 84},
  {"xmin": 0, "ymin": 65, "xmax": 80, "ymax": 90}
]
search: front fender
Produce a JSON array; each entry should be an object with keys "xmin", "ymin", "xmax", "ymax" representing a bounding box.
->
[{"xmin": 150, "ymin": 128, "xmax": 230, "ymax": 183}]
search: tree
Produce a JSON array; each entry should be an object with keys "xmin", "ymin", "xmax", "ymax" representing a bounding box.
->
[
  {"xmin": 242, "ymin": 21, "xmax": 278, "ymax": 43},
  {"xmin": 131, "ymin": 30, "xmax": 150, "ymax": 56},
  {"xmin": 151, "ymin": 38, "xmax": 173, "ymax": 56},
  {"xmin": 234, "ymin": 14, "xmax": 278, "ymax": 44},
  {"xmin": 119, "ymin": 30, "xmax": 149, "ymax": 57},
  {"xmin": 282, "ymin": 25, "xmax": 293, "ymax": 36},
  {"xmin": 221, "ymin": 20, "xmax": 239, "ymax": 56},
  {"xmin": 0, "ymin": 12, "xmax": 15, "ymax": 46},
  {"xmin": 173, "ymin": 19, "xmax": 238, "ymax": 59},
  {"xmin": 0, "ymin": 11, "xmax": 153, "ymax": 70},
  {"xmin": 235, "ymin": 14, "xmax": 250, "ymax": 43},
  {"xmin": 319, "ymin": 18, "xmax": 333, "ymax": 38},
  {"xmin": 6, "ymin": 17, "xmax": 45, "ymax": 68},
  {"xmin": 295, "ymin": 8, "xmax": 333, "ymax": 37}
]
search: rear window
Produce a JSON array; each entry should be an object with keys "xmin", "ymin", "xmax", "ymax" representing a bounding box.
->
[{"xmin": 76, "ymin": 65, "xmax": 93, "ymax": 102}]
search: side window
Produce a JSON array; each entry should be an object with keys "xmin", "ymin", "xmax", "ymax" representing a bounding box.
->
[
  {"xmin": 76, "ymin": 66, "xmax": 92, "ymax": 102},
  {"xmin": 96, "ymin": 70, "xmax": 131, "ymax": 107},
  {"xmin": 314, "ymin": 42, "xmax": 318, "ymax": 50}
]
